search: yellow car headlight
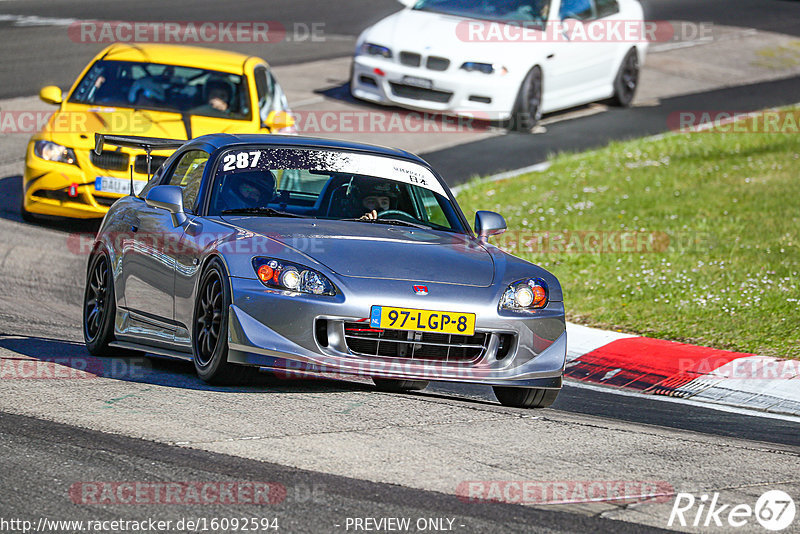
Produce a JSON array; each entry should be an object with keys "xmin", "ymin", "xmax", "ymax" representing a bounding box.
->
[{"xmin": 34, "ymin": 141, "xmax": 77, "ymax": 165}]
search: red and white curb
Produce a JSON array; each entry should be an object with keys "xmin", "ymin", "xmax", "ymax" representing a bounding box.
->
[{"xmin": 565, "ymin": 323, "xmax": 800, "ymax": 417}]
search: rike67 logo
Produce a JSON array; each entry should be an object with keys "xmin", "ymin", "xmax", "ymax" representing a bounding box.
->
[{"xmin": 669, "ymin": 490, "xmax": 796, "ymax": 531}]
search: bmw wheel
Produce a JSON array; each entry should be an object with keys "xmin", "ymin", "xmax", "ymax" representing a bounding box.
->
[
  {"xmin": 611, "ymin": 48, "xmax": 639, "ymax": 107},
  {"xmin": 510, "ymin": 66, "xmax": 543, "ymax": 132},
  {"xmin": 192, "ymin": 258, "xmax": 250, "ymax": 384},
  {"xmin": 493, "ymin": 386, "xmax": 559, "ymax": 408}
]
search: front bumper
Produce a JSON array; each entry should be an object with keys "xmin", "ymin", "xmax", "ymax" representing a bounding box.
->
[
  {"xmin": 22, "ymin": 141, "xmax": 163, "ymax": 219},
  {"xmin": 351, "ymin": 55, "xmax": 520, "ymax": 121},
  {"xmin": 226, "ymin": 277, "xmax": 566, "ymax": 387}
]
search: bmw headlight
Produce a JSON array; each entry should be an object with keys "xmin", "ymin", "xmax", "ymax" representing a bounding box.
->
[
  {"xmin": 461, "ymin": 62, "xmax": 495, "ymax": 74},
  {"xmin": 499, "ymin": 278, "xmax": 548, "ymax": 311},
  {"xmin": 34, "ymin": 141, "xmax": 77, "ymax": 165},
  {"xmin": 359, "ymin": 43, "xmax": 393, "ymax": 59},
  {"xmin": 253, "ymin": 258, "xmax": 336, "ymax": 296}
]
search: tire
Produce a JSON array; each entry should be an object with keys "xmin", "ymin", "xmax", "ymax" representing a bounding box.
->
[
  {"xmin": 610, "ymin": 48, "xmax": 640, "ymax": 107},
  {"xmin": 192, "ymin": 258, "xmax": 251, "ymax": 385},
  {"xmin": 493, "ymin": 386, "xmax": 559, "ymax": 408},
  {"xmin": 509, "ymin": 66, "xmax": 543, "ymax": 132},
  {"xmin": 83, "ymin": 250, "xmax": 117, "ymax": 355},
  {"xmin": 373, "ymin": 378, "xmax": 429, "ymax": 393}
]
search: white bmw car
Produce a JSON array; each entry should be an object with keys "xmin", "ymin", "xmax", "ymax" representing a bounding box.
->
[{"xmin": 351, "ymin": 0, "xmax": 648, "ymax": 130}]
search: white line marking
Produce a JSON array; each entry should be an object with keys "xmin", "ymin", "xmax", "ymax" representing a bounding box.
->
[{"xmin": 0, "ymin": 14, "xmax": 77, "ymax": 26}]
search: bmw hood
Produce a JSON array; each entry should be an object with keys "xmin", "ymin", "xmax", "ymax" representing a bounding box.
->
[
  {"xmin": 363, "ymin": 8, "xmax": 543, "ymax": 62},
  {"xmin": 46, "ymin": 102, "xmax": 259, "ymax": 149},
  {"xmin": 224, "ymin": 218, "xmax": 496, "ymax": 287}
]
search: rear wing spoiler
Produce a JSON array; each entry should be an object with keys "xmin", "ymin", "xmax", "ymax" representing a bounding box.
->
[
  {"xmin": 94, "ymin": 133, "xmax": 187, "ymax": 180},
  {"xmin": 94, "ymin": 133, "xmax": 186, "ymax": 155}
]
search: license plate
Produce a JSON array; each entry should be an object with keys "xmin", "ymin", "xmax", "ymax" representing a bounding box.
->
[
  {"xmin": 402, "ymin": 75, "xmax": 434, "ymax": 89},
  {"xmin": 95, "ymin": 176, "xmax": 146, "ymax": 195},
  {"xmin": 370, "ymin": 306, "xmax": 475, "ymax": 336}
]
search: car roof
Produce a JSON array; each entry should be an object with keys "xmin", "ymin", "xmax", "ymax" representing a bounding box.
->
[
  {"xmin": 185, "ymin": 133, "xmax": 429, "ymax": 165},
  {"xmin": 98, "ymin": 43, "xmax": 258, "ymax": 74}
]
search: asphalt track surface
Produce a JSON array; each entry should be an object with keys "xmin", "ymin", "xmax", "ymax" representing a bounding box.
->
[
  {"xmin": 1, "ymin": 412, "xmax": 663, "ymax": 534},
  {"xmin": 1, "ymin": 0, "xmax": 800, "ymax": 531}
]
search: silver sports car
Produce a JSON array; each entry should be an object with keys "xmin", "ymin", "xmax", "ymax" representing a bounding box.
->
[{"xmin": 83, "ymin": 133, "xmax": 566, "ymax": 408}]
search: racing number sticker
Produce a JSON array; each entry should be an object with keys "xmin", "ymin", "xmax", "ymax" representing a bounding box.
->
[{"xmin": 221, "ymin": 151, "xmax": 262, "ymax": 172}]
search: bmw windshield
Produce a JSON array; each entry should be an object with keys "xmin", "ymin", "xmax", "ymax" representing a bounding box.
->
[
  {"xmin": 69, "ymin": 60, "xmax": 252, "ymax": 120},
  {"xmin": 210, "ymin": 147, "xmax": 468, "ymax": 233},
  {"xmin": 413, "ymin": 0, "xmax": 549, "ymax": 23}
]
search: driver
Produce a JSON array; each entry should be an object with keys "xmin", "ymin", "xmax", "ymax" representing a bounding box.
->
[
  {"xmin": 357, "ymin": 181, "xmax": 397, "ymax": 220},
  {"xmin": 217, "ymin": 172, "xmax": 276, "ymax": 212},
  {"xmin": 199, "ymin": 78, "xmax": 233, "ymax": 114}
]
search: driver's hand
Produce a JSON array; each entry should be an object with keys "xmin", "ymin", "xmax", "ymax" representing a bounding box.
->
[
  {"xmin": 359, "ymin": 210, "xmax": 378, "ymax": 220},
  {"xmin": 209, "ymin": 97, "xmax": 229, "ymax": 111}
]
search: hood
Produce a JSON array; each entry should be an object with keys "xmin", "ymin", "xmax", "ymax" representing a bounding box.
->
[
  {"xmin": 224, "ymin": 217, "xmax": 495, "ymax": 287},
  {"xmin": 365, "ymin": 8, "xmax": 544, "ymax": 64},
  {"xmin": 46, "ymin": 102, "xmax": 258, "ymax": 149}
]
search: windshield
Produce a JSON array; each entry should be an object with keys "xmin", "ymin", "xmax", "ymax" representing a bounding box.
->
[
  {"xmin": 69, "ymin": 60, "xmax": 251, "ymax": 120},
  {"xmin": 413, "ymin": 0, "xmax": 549, "ymax": 22},
  {"xmin": 209, "ymin": 147, "xmax": 466, "ymax": 233}
]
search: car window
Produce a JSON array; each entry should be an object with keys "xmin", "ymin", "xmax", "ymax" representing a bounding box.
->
[
  {"xmin": 411, "ymin": 186, "xmax": 451, "ymax": 228},
  {"xmin": 208, "ymin": 147, "xmax": 467, "ymax": 233},
  {"xmin": 69, "ymin": 60, "xmax": 252, "ymax": 121},
  {"xmin": 413, "ymin": 0, "xmax": 548, "ymax": 24},
  {"xmin": 166, "ymin": 150, "xmax": 209, "ymax": 213},
  {"xmin": 595, "ymin": 0, "xmax": 619, "ymax": 18},
  {"xmin": 138, "ymin": 165, "xmax": 165, "ymax": 198},
  {"xmin": 253, "ymin": 65, "xmax": 274, "ymax": 123},
  {"xmin": 559, "ymin": 0, "xmax": 594, "ymax": 20},
  {"xmin": 253, "ymin": 65, "xmax": 289, "ymax": 124}
]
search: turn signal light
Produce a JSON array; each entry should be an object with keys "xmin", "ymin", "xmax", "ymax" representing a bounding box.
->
[{"xmin": 257, "ymin": 265, "xmax": 274, "ymax": 283}]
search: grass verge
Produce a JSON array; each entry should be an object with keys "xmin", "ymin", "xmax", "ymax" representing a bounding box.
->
[{"xmin": 456, "ymin": 109, "xmax": 800, "ymax": 357}]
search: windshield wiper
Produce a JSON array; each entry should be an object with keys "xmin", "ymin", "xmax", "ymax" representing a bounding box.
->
[
  {"xmin": 221, "ymin": 207, "xmax": 304, "ymax": 218},
  {"xmin": 344, "ymin": 217, "xmax": 432, "ymax": 230}
]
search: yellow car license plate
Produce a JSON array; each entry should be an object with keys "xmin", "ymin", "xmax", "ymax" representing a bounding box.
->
[{"xmin": 370, "ymin": 306, "xmax": 476, "ymax": 336}]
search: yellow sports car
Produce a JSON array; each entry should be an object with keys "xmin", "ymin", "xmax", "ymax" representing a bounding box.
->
[{"xmin": 22, "ymin": 43, "xmax": 294, "ymax": 220}]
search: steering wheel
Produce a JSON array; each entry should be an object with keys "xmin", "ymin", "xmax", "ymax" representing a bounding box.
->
[{"xmin": 377, "ymin": 209, "xmax": 415, "ymax": 222}]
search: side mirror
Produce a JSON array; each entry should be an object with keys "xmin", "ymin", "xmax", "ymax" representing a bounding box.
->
[
  {"xmin": 264, "ymin": 110, "xmax": 296, "ymax": 133},
  {"xmin": 39, "ymin": 86, "xmax": 63, "ymax": 105},
  {"xmin": 475, "ymin": 210, "xmax": 507, "ymax": 243},
  {"xmin": 145, "ymin": 185, "xmax": 187, "ymax": 226}
]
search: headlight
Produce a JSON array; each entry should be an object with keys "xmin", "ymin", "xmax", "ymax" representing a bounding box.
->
[
  {"xmin": 360, "ymin": 43, "xmax": 393, "ymax": 59},
  {"xmin": 34, "ymin": 141, "xmax": 77, "ymax": 165},
  {"xmin": 461, "ymin": 62, "xmax": 495, "ymax": 74},
  {"xmin": 253, "ymin": 258, "xmax": 336, "ymax": 296},
  {"xmin": 499, "ymin": 278, "xmax": 548, "ymax": 311}
]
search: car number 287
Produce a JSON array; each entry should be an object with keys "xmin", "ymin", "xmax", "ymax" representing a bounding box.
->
[{"xmin": 221, "ymin": 151, "xmax": 261, "ymax": 171}]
